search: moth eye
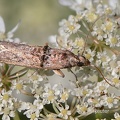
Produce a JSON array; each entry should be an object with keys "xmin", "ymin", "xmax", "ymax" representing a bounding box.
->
[{"xmin": 77, "ymin": 62, "xmax": 84, "ymax": 66}]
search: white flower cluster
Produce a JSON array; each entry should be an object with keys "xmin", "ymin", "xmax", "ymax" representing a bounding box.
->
[{"xmin": 0, "ymin": 0, "xmax": 120, "ymax": 120}]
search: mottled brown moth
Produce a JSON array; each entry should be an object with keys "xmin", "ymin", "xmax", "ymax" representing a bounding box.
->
[{"xmin": 0, "ymin": 41, "xmax": 90, "ymax": 77}]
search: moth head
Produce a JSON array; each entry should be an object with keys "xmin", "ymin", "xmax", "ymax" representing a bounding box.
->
[{"xmin": 78, "ymin": 56, "xmax": 90, "ymax": 66}]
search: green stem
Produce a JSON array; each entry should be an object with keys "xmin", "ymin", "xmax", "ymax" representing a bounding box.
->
[
  {"xmin": 95, "ymin": 113, "xmax": 102, "ymax": 119},
  {"xmin": 13, "ymin": 110, "xmax": 20, "ymax": 120}
]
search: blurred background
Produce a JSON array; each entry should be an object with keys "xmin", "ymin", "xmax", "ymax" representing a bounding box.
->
[
  {"xmin": 0, "ymin": 0, "xmax": 74, "ymax": 45},
  {"xmin": 0, "ymin": 0, "xmax": 78, "ymax": 87},
  {"xmin": 0, "ymin": 1, "xmax": 119, "ymax": 120}
]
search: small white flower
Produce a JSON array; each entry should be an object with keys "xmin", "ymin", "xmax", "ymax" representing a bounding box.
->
[
  {"xmin": 96, "ymin": 51, "xmax": 111, "ymax": 67},
  {"xmin": 0, "ymin": 16, "xmax": 20, "ymax": 42},
  {"xmin": 48, "ymin": 35, "xmax": 58, "ymax": 47},
  {"xmin": 110, "ymin": 60, "xmax": 120, "ymax": 78},
  {"xmin": 59, "ymin": 0, "xmax": 93, "ymax": 12},
  {"xmin": 87, "ymin": 97, "xmax": 102, "ymax": 108},
  {"xmin": 58, "ymin": 16, "xmax": 80, "ymax": 38},
  {"xmin": 59, "ymin": 88, "xmax": 70, "ymax": 103},
  {"xmin": 42, "ymin": 84, "xmax": 60, "ymax": 104},
  {"xmin": 74, "ymin": 37, "xmax": 85, "ymax": 49},
  {"xmin": 23, "ymin": 99, "xmax": 43, "ymax": 120},
  {"xmin": 18, "ymin": 102, "xmax": 30, "ymax": 112},
  {"xmin": 0, "ymin": 100, "xmax": 15, "ymax": 120},
  {"xmin": 71, "ymin": 85, "xmax": 92, "ymax": 98},
  {"xmin": 114, "ymin": 112, "xmax": 120, "ymax": 120},
  {"xmin": 76, "ymin": 102, "xmax": 94, "ymax": 115},
  {"xmin": 111, "ymin": 77, "xmax": 120, "ymax": 88},
  {"xmin": 0, "ymin": 89, "xmax": 13, "ymax": 104},
  {"xmin": 85, "ymin": 11, "xmax": 98, "ymax": 23},
  {"xmin": 94, "ymin": 81, "xmax": 110, "ymax": 96},
  {"xmin": 101, "ymin": 20, "xmax": 116, "ymax": 33},
  {"xmin": 105, "ymin": 34, "xmax": 120, "ymax": 47},
  {"xmin": 58, "ymin": 104, "xmax": 71, "ymax": 119},
  {"xmin": 101, "ymin": 94, "xmax": 118, "ymax": 108},
  {"xmin": 84, "ymin": 48, "xmax": 95, "ymax": 62},
  {"xmin": 11, "ymin": 79, "xmax": 27, "ymax": 94},
  {"xmin": 46, "ymin": 114, "xmax": 57, "ymax": 120}
]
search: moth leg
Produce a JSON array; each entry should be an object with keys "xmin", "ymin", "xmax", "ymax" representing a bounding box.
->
[
  {"xmin": 69, "ymin": 68, "xmax": 78, "ymax": 81},
  {"xmin": 53, "ymin": 69, "xmax": 65, "ymax": 78}
]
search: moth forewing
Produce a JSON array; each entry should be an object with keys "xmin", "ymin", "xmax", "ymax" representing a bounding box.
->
[{"xmin": 0, "ymin": 41, "xmax": 90, "ymax": 77}]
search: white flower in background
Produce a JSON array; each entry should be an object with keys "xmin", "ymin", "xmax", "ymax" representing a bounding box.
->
[
  {"xmin": 87, "ymin": 97, "xmax": 101, "ymax": 108},
  {"xmin": 101, "ymin": 20, "xmax": 116, "ymax": 33},
  {"xmin": 48, "ymin": 35, "xmax": 58, "ymax": 47},
  {"xmin": 46, "ymin": 114, "xmax": 57, "ymax": 120},
  {"xmin": 85, "ymin": 11, "xmax": 98, "ymax": 23},
  {"xmin": 105, "ymin": 34, "xmax": 120, "ymax": 47},
  {"xmin": 96, "ymin": 51, "xmax": 111, "ymax": 67},
  {"xmin": 23, "ymin": 99, "xmax": 43, "ymax": 120},
  {"xmin": 0, "ymin": 16, "xmax": 20, "ymax": 42},
  {"xmin": 0, "ymin": 89, "xmax": 13, "ymax": 104},
  {"xmin": 59, "ymin": 88, "xmax": 70, "ymax": 103},
  {"xmin": 111, "ymin": 77, "xmax": 120, "ymax": 88},
  {"xmin": 27, "ymin": 72, "xmax": 43, "ymax": 89},
  {"xmin": 108, "ymin": 0, "xmax": 120, "ymax": 15},
  {"xmin": 0, "ymin": 89, "xmax": 17, "ymax": 120},
  {"xmin": 0, "ymin": 102, "xmax": 15, "ymax": 120},
  {"xmin": 93, "ymin": 81, "xmax": 109, "ymax": 96},
  {"xmin": 84, "ymin": 48, "xmax": 95, "ymax": 62},
  {"xmin": 59, "ymin": 0, "xmax": 93, "ymax": 12},
  {"xmin": 76, "ymin": 102, "xmax": 94, "ymax": 115},
  {"xmin": 101, "ymin": 94, "xmax": 118, "ymax": 108},
  {"xmin": 74, "ymin": 37, "xmax": 85, "ymax": 49},
  {"xmin": 91, "ymin": 26, "xmax": 107, "ymax": 41},
  {"xmin": 42, "ymin": 84, "xmax": 60, "ymax": 104},
  {"xmin": 111, "ymin": 61, "xmax": 120, "ymax": 78},
  {"xmin": 58, "ymin": 16, "xmax": 80, "ymax": 38},
  {"xmin": 114, "ymin": 112, "xmax": 120, "ymax": 120},
  {"xmin": 59, "ymin": 0, "xmax": 120, "ymax": 15},
  {"xmin": 11, "ymin": 79, "xmax": 27, "ymax": 94}
]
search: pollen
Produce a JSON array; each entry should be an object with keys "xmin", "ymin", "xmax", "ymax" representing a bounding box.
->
[
  {"xmin": 110, "ymin": 37, "xmax": 117, "ymax": 44},
  {"xmin": 105, "ymin": 21, "xmax": 113, "ymax": 31},
  {"xmin": 85, "ymin": 53, "xmax": 91, "ymax": 59},
  {"xmin": 80, "ymin": 106, "xmax": 87, "ymax": 112},
  {"xmin": 107, "ymin": 97, "xmax": 114, "ymax": 103},
  {"xmin": 3, "ymin": 108, "xmax": 10, "ymax": 115},
  {"xmin": 112, "ymin": 78, "xmax": 119, "ymax": 84},
  {"xmin": 3, "ymin": 94, "xmax": 9, "ymax": 100},
  {"xmin": 61, "ymin": 109, "xmax": 67, "ymax": 115},
  {"xmin": 16, "ymin": 83, "xmax": 23, "ymax": 90},
  {"xmin": 75, "ymin": 38, "xmax": 85, "ymax": 47},
  {"xmin": 82, "ymin": 90, "xmax": 88, "ymax": 96},
  {"xmin": 86, "ymin": 12, "xmax": 97, "ymax": 22},
  {"xmin": 68, "ymin": 25, "xmax": 75, "ymax": 31},
  {"xmin": 101, "ymin": 56, "xmax": 107, "ymax": 62},
  {"xmin": 99, "ymin": 86, "xmax": 105, "ymax": 91},
  {"xmin": 31, "ymin": 113, "xmax": 36, "ymax": 119},
  {"xmin": 61, "ymin": 93, "xmax": 69, "ymax": 100}
]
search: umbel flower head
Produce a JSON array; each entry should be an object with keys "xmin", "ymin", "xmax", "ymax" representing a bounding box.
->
[{"xmin": 0, "ymin": 0, "xmax": 120, "ymax": 120}]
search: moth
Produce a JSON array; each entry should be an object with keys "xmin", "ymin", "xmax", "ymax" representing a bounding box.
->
[{"xmin": 0, "ymin": 41, "xmax": 90, "ymax": 77}]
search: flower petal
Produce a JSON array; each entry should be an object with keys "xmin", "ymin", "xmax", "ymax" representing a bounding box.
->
[
  {"xmin": 0, "ymin": 16, "xmax": 5, "ymax": 33},
  {"xmin": 7, "ymin": 20, "xmax": 21, "ymax": 35}
]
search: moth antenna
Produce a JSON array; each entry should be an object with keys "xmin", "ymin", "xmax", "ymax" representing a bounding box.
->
[{"xmin": 90, "ymin": 64, "xmax": 114, "ymax": 87}]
